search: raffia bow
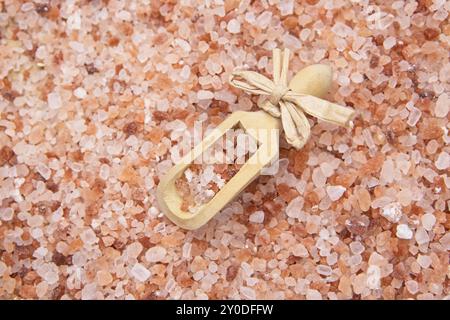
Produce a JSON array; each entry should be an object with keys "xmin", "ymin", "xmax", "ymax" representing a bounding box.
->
[{"xmin": 229, "ymin": 48, "xmax": 355, "ymax": 149}]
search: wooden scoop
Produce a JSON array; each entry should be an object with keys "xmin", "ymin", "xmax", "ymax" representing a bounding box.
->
[{"xmin": 156, "ymin": 64, "xmax": 333, "ymax": 230}]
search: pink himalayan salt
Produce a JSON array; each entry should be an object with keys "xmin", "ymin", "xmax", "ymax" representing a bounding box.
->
[
  {"xmin": 292, "ymin": 243, "xmax": 309, "ymax": 257},
  {"xmin": 381, "ymin": 202, "xmax": 402, "ymax": 223},
  {"xmin": 130, "ymin": 263, "xmax": 151, "ymax": 282},
  {"xmin": 97, "ymin": 270, "xmax": 113, "ymax": 286},
  {"xmin": 405, "ymin": 280, "xmax": 419, "ymax": 295},
  {"xmin": 48, "ymin": 91, "xmax": 62, "ymax": 109},
  {"xmin": 435, "ymin": 93, "xmax": 449, "ymax": 117},
  {"xmin": 396, "ymin": 224, "xmax": 413, "ymax": 239},
  {"xmin": 415, "ymin": 227, "xmax": 430, "ymax": 246},
  {"xmin": 326, "ymin": 185, "xmax": 346, "ymax": 201},
  {"xmin": 145, "ymin": 246, "xmax": 167, "ymax": 262},
  {"xmin": 435, "ymin": 152, "xmax": 449, "ymax": 170},
  {"xmin": 306, "ymin": 289, "xmax": 322, "ymax": 300},
  {"xmin": 249, "ymin": 210, "xmax": 264, "ymax": 223},
  {"xmin": 421, "ymin": 213, "xmax": 436, "ymax": 231},
  {"xmin": 197, "ymin": 90, "xmax": 214, "ymax": 100},
  {"xmin": 227, "ymin": 19, "xmax": 241, "ymax": 33}
]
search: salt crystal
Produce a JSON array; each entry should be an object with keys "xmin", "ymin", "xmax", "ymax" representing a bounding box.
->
[
  {"xmin": 381, "ymin": 202, "xmax": 402, "ymax": 223},
  {"xmin": 435, "ymin": 152, "xmax": 449, "ymax": 170},
  {"xmin": 197, "ymin": 90, "xmax": 214, "ymax": 100},
  {"xmin": 319, "ymin": 162, "xmax": 335, "ymax": 177},
  {"xmin": 286, "ymin": 197, "xmax": 304, "ymax": 219},
  {"xmin": 279, "ymin": 0, "xmax": 294, "ymax": 16},
  {"xmin": 383, "ymin": 36, "xmax": 396, "ymax": 50},
  {"xmin": 180, "ymin": 65, "xmax": 190, "ymax": 80},
  {"xmin": 349, "ymin": 241, "xmax": 365, "ymax": 255},
  {"xmin": 306, "ymin": 289, "xmax": 322, "ymax": 300},
  {"xmin": 249, "ymin": 210, "xmax": 264, "ymax": 223},
  {"xmin": 256, "ymin": 11, "xmax": 272, "ymax": 29},
  {"xmin": 421, "ymin": 213, "xmax": 436, "ymax": 231},
  {"xmin": 48, "ymin": 92, "xmax": 62, "ymax": 109},
  {"xmin": 131, "ymin": 263, "xmax": 151, "ymax": 282},
  {"xmin": 240, "ymin": 286, "xmax": 256, "ymax": 299},
  {"xmin": 405, "ymin": 280, "xmax": 419, "ymax": 294},
  {"xmin": 81, "ymin": 283, "xmax": 97, "ymax": 300},
  {"xmin": 126, "ymin": 242, "xmax": 143, "ymax": 258},
  {"xmin": 417, "ymin": 254, "xmax": 432, "ymax": 268},
  {"xmin": 80, "ymin": 228, "xmax": 98, "ymax": 245},
  {"xmin": 316, "ymin": 265, "xmax": 332, "ymax": 276},
  {"xmin": 292, "ymin": 243, "xmax": 309, "ymax": 257},
  {"xmin": 145, "ymin": 246, "xmax": 167, "ymax": 262},
  {"xmin": 407, "ymin": 107, "xmax": 422, "ymax": 126},
  {"xmin": 366, "ymin": 265, "xmax": 381, "ymax": 289},
  {"xmin": 74, "ymin": 87, "xmax": 87, "ymax": 99},
  {"xmin": 227, "ymin": 19, "xmax": 241, "ymax": 34},
  {"xmin": 312, "ymin": 167, "xmax": 326, "ymax": 188},
  {"xmin": 415, "ymin": 227, "xmax": 429, "ymax": 245},
  {"xmin": 396, "ymin": 224, "xmax": 413, "ymax": 239},
  {"xmin": 326, "ymin": 185, "xmax": 346, "ymax": 201},
  {"xmin": 435, "ymin": 93, "xmax": 449, "ymax": 118},
  {"xmin": 97, "ymin": 270, "xmax": 113, "ymax": 286}
]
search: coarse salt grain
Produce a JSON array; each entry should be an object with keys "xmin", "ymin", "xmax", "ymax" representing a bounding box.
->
[
  {"xmin": 396, "ymin": 224, "xmax": 413, "ymax": 239},
  {"xmin": 48, "ymin": 92, "xmax": 62, "ymax": 109},
  {"xmin": 197, "ymin": 90, "xmax": 214, "ymax": 100},
  {"xmin": 249, "ymin": 210, "xmax": 264, "ymax": 223},
  {"xmin": 227, "ymin": 19, "xmax": 241, "ymax": 34},
  {"xmin": 74, "ymin": 87, "xmax": 87, "ymax": 99},
  {"xmin": 326, "ymin": 185, "xmax": 346, "ymax": 201},
  {"xmin": 131, "ymin": 263, "xmax": 151, "ymax": 282},
  {"xmin": 145, "ymin": 246, "xmax": 167, "ymax": 263},
  {"xmin": 381, "ymin": 202, "xmax": 402, "ymax": 223}
]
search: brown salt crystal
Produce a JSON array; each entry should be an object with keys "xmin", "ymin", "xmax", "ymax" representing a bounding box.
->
[
  {"xmin": 389, "ymin": 117, "xmax": 406, "ymax": 134},
  {"xmin": 226, "ymin": 264, "xmax": 239, "ymax": 282},
  {"xmin": 123, "ymin": 121, "xmax": 138, "ymax": 136},
  {"xmin": 119, "ymin": 166, "xmax": 142, "ymax": 185},
  {"xmin": 0, "ymin": 146, "xmax": 15, "ymax": 166},
  {"xmin": 52, "ymin": 252, "xmax": 72, "ymax": 266},
  {"xmin": 224, "ymin": 0, "xmax": 240, "ymax": 12},
  {"xmin": 424, "ymin": 28, "xmax": 440, "ymax": 41},
  {"xmin": 418, "ymin": 118, "xmax": 443, "ymax": 140},
  {"xmin": 277, "ymin": 183, "xmax": 299, "ymax": 202},
  {"xmin": 359, "ymin": 153, "xmax": 385, "ymax": 176}
]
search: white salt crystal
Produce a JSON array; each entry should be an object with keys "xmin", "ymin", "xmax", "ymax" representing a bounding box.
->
[
  {"xmin": 197, "ymin": 90, "xmax": 214, "ymax": 100},
  {"xmin": 117, "ymin": 10, "xmax": 132, "ymax": 21},
  {"xmin": 326, "ymin": 185, "xmax": 346, "ymax": 201},
  {"xmin": 286, "ymin": 197, "xmax": 304, "ymax": 219},
  {"xmin": 48, "ymin": 92, "xmax": 62, "ymax": 109},
  {"xmin": 180, "ymin": 65, "xmax": 190, "ymax": 80},
  {"xmin": 435, "ymin": 93, "xmax": 449, "ymax": 118},
  {"xmin": 131, "ymin": 263, "xmax": 151, "ymax": 282},
  {"xmin": 350, "ymin": 241, "xmax": 365, "ymax": 255},
  {"xmin": 292, "ymin": 243, "xmax": 309, "ymax": 257},
  {"xmin": 279, "ymin": 0, "xmax": 294, "ymax": 16},
  {"xmin": 435, "ymin": 152, "xmax": 449, "ymax": 170},
  {"xmin": 67, "ymin": 11, "xmax": 81, "ymax": 30},
  {"xmin": 74, "ymin": 87, "xmax": 87, "ymax": 99},
  {"xmin": 381, "ymin": 202, "xmax": 402, "ymax": 223},
  {"xmin": 80, "ymin": 228, "xmax": 98, "ymax": 245},
  {"xmin": 174, "ymin": 38, "xmax": 191, "ymax": 52},
  {"xmin": 227, "ymin": 19, "xmax": 241, "ymax": 34},
  {"xmin": 396, "ymin": 224, "xmax": 413, "ymax": 239},
  {"xmin": 145, "ymin": 246, "xmax": 167, "ymax": 263},
  {"xmin": 312, "ymin": 167, "xmax": 326, "ymax": 188},
  {"xmin": 316, "ymin": 265, "xmax": 332, "ymax": 276},
  {"xmin": 405, "ymin": 280, "xmax": 419, "ymax": 294},
  {"xmin": 319, "ymin": 162, "xmax": 335, "ymax": 177},
  {"xmin": 240, "ymin": 286, "xmax": 256, "ymax": 300},
  {"xmin": 415, "ymin": 227, "xmax": 429, "ymax": 245},
  {"xmin": 306, "ymin": 289, "xmax": 322, "ymax": 300},
  {"xmin": 126, "ymin": 242, "xmax": 143, "ymax": 259},
  {"xmin": 380, "ymin": 158, "xmax": 394, "ymax": 184},
  {"xmin": 417, "ymin": 255, "xmax": 432, "ymax": 268},
  {"xmin": 366, "ymin": 265, "xmax": 381, "ymax": 289},
  {"xmin": 407, "ymin": 107, "xmax": 422, "ymax": 126},
  {"xmin": 249, "ymin": 210, "xmax": 264, "ymax": 223},
  {"xmin": 420, "ymin": 213, "xmax": 436, "ymax": 231},
  {"xmin": 383, "ymin": 36, "xmax": 396, "ymax": 50},
  {"xmin": 256, "ymin": 11, "xmax": 272, "ymax": 29}
]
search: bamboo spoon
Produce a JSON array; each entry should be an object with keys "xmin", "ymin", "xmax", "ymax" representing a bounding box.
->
[{"xmin": 156, "ymin": 60, "xmax": 348, "ymax": 230}]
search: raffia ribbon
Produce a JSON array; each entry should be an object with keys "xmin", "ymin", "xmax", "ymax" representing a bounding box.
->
[{"xmin": 229, "ymin": 48, "xmax": 355, "ymax": 149}]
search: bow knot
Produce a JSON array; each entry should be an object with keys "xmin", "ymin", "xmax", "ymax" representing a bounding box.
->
[
  {"xmin": 269, "ymin": 83, "xmax": 289, "ymax": 107},
  {"xmin": 229, "ymin": 48, "xmax": 355, "ymax": 149}
]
